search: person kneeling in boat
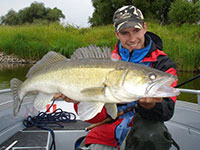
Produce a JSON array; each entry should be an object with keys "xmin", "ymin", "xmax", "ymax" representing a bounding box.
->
[{"xmin": 54, "ymin": 5, "xmax": 178, "ymax": 150}]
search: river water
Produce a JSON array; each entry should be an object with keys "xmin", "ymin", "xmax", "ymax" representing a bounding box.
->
[{"xmin": 0, "ymin": 64, "xmax": 199, "ymax": 103}]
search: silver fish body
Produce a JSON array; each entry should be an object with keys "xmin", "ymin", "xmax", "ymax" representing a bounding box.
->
[{"xmin": 10, "ymin": 46, "xmax": 179, "ymax": 120}]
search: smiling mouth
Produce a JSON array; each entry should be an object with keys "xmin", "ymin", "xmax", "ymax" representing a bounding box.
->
[
  {"xmin": 128, "ymin": 41, "xmax": 139, "ymax": 47},
  {"xmin": 128, "ymin": 43, "xmax": 137, "ymax": 47}
]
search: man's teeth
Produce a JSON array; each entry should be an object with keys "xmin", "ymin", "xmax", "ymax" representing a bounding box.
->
[{"xmin": 129, "ymin": 43, "xmax": 138, "ymax": 47}]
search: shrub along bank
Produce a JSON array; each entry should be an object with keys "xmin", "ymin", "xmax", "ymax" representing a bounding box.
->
[{"xmin": 0, "ymin": 22, "xmax": 199, "ymax": 72}]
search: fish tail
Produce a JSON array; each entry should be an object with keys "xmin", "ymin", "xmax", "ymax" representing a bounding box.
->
[{"xmin": 10, "ymin": 78, "xmax": 23, "ymax": 116}]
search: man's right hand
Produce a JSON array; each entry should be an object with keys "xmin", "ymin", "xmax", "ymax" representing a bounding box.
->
[{"xmin": 53, "ymin": 93, "xmax": 79, "ymax": 103}]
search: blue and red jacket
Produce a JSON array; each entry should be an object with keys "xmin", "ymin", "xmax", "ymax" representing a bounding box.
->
[{"xmin": 75, "ymin": 32, "xmax": 178, "ymax": 148}]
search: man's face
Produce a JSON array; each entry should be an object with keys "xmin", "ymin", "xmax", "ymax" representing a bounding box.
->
[{"xmin": 115, "ymin": 23, "xmax": 147, "ymax": 52}]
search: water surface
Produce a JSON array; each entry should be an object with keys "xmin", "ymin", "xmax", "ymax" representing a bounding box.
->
[{"xmin": 0, "ymin": 64, "xmax": 31, "ymax": 89}]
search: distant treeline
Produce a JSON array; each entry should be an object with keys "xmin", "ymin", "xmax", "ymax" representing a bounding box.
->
[
  {"xmin": 1, "ymin": 0, "xmax": 200, "ymax": 26},
  {"xmin": 0, "ymin": 22, "xmax": 199, "ymax": 72},
  {"xmin": 89, "ymin": 0, "xmax": 200, "ymax": 26}
]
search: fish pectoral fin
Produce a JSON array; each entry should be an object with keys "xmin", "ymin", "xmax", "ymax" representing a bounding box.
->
[
  {"xmin": 77, "ymin": 102, "xmax": 105, "ymax": 121},
  {"xmin": 34, "ymin": 92, "xmax": 54, "ymax": 111},
  {"xmin": 104, "ymin": 103, "xmax": 118, "ymax": 119},
  {"xmin": 81, "ymin": 87, "xmax": 105, "ymax": 96}
]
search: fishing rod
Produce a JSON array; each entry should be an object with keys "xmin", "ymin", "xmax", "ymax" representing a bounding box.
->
[{"xmin": 175, "ymin": 74, "xmax": 200, "ymax": 88}]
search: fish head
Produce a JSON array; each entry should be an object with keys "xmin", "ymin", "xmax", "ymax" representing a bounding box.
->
[{"xmin": 122, "ymin": 67, "xmax": 180, "ymax": 98}]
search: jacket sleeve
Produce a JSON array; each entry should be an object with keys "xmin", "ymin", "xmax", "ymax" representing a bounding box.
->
[{"xmin": 137, "ymin": 55, "xmax": 178, "ymax": 121}]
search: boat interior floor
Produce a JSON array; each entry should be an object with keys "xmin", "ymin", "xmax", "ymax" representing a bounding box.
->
[{"xmin": 0, "ymin": 121, "xmax": 90, "ymax": 150}]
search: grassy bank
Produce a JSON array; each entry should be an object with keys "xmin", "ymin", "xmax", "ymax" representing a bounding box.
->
[{"xmin": 0, "ymin": 22, "xmax": 199, "ymax": 71}]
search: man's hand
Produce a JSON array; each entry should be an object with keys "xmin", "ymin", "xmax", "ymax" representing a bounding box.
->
[
  {"xmin": 53, "ymin": 93, "xmax": 79, "ymax": 103},
  {"xmin": 138, "ymin": 98, "xmax": 162, "ymax": 109}
]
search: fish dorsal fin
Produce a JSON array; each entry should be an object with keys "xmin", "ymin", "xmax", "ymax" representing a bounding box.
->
[
  {"xmin": 26, "ymin": 51, "xmax": 66, "ymax": 78},
  {"xmin": 71, "ymin": 45, "xmax": 111, "ymax": 59}
]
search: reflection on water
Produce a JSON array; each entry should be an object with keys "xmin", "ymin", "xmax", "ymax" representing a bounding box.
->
[
  {"xmin": 0, "ymin": 63, "xmax": 199, "ymax": 103},
  {"xmin": 0, "ymin": 63, "xmax": 32, "ymax": 89},
  {"xmin": 0, "ymin": 63, "xmax": 28, "ymax": 70},
  {"xmin": 0, "ymin": 81, "xmax": 10, "ymax": 90}
]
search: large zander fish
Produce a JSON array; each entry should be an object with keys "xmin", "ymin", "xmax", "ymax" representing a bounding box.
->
[{"xmin": 10, "ymin": 46, "xmax": 179, "ymax": 120}]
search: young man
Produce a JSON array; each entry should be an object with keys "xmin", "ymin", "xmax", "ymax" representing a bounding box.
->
[
  {"xmin": 57, "ymin": 5, "xmax": 178, "ymax": 150},
  {"xmin": 80, "ymin": 5, "xmax": 177, "ymax": 150}
]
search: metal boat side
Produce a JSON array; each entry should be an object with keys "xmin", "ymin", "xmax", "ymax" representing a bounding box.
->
[
  {"xmin": 0, "ymin": 89, "xmax": 200, "ymax": 150},
  {"xmin": 166, "ymin": 100, "xmax": 200, "ymax": 150}
]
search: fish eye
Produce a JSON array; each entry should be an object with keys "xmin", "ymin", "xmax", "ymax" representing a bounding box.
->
[{"xmin": 149, "ymin": 72, "xmax": 157, "ymax": 80}]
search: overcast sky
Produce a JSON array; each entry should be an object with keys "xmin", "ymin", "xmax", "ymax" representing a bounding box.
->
[{"xmin": 0, "ymin": 0, "xmax": 94, "ymax": 27}]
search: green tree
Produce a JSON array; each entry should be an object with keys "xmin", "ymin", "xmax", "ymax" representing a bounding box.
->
[
  {"xmin": 89, "ymin": 0, "xmax": 132, "ymax": 26},
  {"xmin": 0, "ymin": 2, "xmax": 65, "ymax": 25},
  {"xmin": 131, "ymin": 0, "xmax": 175, "ymax": 24},
  {"xmin": 45, "ymin": 8, "xmax": 65, "ymax": 22},
  {"xmin": 1, "ymin": 10, "xmax": 21, "ymax": 25},
  {"xmin": 26, "ymin": 2, "xmax": 46, "ymax": 23},
  {"xmin": 168, "ymin": 0, "xmax": 200, "ymax": 25},
  {"xmin": 89, "ymin": 0, "xmax": 175, "ymax": 26},
  {"xmin": 191, "ymin": 0, "xmax": 200, "ymax": 4}
]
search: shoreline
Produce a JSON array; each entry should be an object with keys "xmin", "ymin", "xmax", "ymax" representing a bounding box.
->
[
  {"xmin": 0, "ymin": 51, "xmax": 199, "ymax": 73},
  {"xmin": 0, "ymin": 51, "xmax": 35, "ymax": 64}
]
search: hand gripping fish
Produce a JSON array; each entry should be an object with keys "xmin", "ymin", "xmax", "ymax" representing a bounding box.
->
[{"xmin": 10, "ymin": 46, "xmax": 179, "ymax": 120}]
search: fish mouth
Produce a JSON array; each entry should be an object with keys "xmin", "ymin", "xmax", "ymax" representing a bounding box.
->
[{"xmin": 146, "ymin": 76, "xmax": 180, "ymax": 98}]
